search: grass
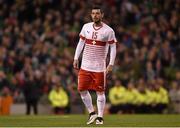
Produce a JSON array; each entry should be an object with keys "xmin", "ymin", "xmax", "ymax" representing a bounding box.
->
[{"xmin": 0, "ymin": 114, "xmax": 180, "ymax": 127}]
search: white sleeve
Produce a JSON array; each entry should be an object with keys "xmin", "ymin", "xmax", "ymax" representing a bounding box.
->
[
  {"xmin": 109, "ymin": 43, "xmax": 116, "ymax": 65},
  {"xmin": 74, "ymin": 38, "xmax": 85, "ymax": 60},
  {"xmin": 108, "ymin": 30, "xmax": 117, "ymax": 44},
  {"xmin": 79, "ymin": 25, "xmax": 86, "ymax": 40}
]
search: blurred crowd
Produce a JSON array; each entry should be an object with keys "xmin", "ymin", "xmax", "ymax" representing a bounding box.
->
[{"xmin": 0, "ymin": 0, "xmax": 179, "ymax": 115}]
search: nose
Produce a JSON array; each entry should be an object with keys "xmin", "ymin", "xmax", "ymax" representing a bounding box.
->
[{"xmin": 93, "ymin": 14, "xmax": 98, "ymax": 18}]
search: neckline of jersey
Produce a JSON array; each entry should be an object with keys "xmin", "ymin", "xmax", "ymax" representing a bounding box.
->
[{"xmin": 93, "ymin": 22, "xmax": 103, "ymax": 31}]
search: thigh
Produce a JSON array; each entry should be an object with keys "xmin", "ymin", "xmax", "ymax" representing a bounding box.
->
[
  {"xmin": 78, "ymin": 69, "xmax": 93, "ymax": 91},
  {"xmin": 92, "ymin": 72, "xmax": 105, "ymax": 92}
]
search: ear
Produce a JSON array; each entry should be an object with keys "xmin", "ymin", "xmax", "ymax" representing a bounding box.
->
[{"xmin": 102, "ymin": 13, "xmax": 104, "ymax": 18}]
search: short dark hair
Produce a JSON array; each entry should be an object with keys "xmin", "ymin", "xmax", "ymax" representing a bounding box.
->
[{"xmin": 92, "ymin": 4, "xmax": 104, "ymax": 13}]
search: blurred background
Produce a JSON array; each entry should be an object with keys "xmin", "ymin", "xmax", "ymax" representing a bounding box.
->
[{"xmin": 0, "ymin": 0, "xmax": 179, "ymax": 115}]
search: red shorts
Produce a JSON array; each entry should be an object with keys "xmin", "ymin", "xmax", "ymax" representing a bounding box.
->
[{"xmin": 78, "ymin": 69, "xmax": 106, "ymax": 92}]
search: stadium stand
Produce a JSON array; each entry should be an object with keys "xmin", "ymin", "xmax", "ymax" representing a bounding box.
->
[{"xmin": 0, "ymin": 0, "xmax": 179, "ymax": 114}]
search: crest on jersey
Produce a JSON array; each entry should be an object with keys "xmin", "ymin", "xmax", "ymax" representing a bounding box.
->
[{"xmin": 92, "ymin": 40, "xmax": 96, "ymax": 45}]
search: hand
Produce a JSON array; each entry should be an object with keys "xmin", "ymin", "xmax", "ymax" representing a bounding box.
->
[
  {"xmin": 73, "ymin": 59, "xmax": 79, "ymax": 69},
  {"xmin": 106, "ymin": 65, "xmax": 113, "ymax": 74}
]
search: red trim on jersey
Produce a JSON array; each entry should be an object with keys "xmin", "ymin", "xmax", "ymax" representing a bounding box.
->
[
  {"xmin": 108, "ymin": 40, "xmax": 116, "ymax": 44},
  {"xmin": 79, "ymin": 35, "xmax": 86, "ymax": 40},
  {"xmin": 85, "ymin": 39, "xmax": 106, "ymax": 46},
  {"xmin": 93, "ymin": 23, "xmax": 103, "ymax": 31}
]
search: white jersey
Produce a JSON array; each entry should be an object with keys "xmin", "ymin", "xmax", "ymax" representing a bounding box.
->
[{"xmin": 78, "ymin": 22, "xmax": 117, "ymax": 72}]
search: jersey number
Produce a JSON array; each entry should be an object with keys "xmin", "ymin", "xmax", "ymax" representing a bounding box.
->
[{"xmin": 92, "ymin": 32, "xmax": 98, "ymax": 39}]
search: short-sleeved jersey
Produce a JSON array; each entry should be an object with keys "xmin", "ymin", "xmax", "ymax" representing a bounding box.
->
[{"xmin": 79, "ymin": 22, "xmax": 117, "ymax": 72}]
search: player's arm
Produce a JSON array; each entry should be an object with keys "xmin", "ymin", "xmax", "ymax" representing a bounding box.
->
[
  {"xmin": 106, "ymin": 43, "xmax": 116, "ymax": 74},
  {"xmin": 106, "ymin": 29, "xmax": 117, "ymax": 74},
  {"xmin": 73, "ymin": 38, "xmax": 85, "ymax": 69}
]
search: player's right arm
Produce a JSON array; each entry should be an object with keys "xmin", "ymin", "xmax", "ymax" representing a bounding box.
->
[
  {"xmin": 73, "ymin": 25, "xmax": 86, "ymax": 69},
  {"xmin": 73, "ymin": 38, "xmax": 85, "ymax": 69}
]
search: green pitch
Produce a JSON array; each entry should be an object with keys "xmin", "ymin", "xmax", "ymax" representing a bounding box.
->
[{"xmin": 0, "ymin": 114, "xmax": 180, "ymax": 127}]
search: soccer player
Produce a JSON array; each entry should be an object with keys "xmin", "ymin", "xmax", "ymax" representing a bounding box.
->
[{"xmin": 73, "ymin": 4, "xmax": 117, "ymax": 125}]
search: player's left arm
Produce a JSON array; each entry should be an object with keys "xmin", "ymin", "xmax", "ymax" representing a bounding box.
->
[
  {"xmin": 106, "ymin": 29, "xmax": 117, "ymax": 74},
  {"xmin": 106, "ymin": 43, "xmax": 116, "ymax": 74}
]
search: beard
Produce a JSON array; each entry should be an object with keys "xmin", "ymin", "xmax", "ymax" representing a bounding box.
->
[{"xmin": 93, "ymin": 18, "xmax": 101, "ymax": 24}]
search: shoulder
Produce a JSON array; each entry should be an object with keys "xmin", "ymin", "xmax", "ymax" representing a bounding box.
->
[
  {"xmin": 102, "ymin": 22, "xmax": 115, "ymax": 33},
  {"xmin": 82, "ymin": 22, "xmax": 93, "ymax": 29}
]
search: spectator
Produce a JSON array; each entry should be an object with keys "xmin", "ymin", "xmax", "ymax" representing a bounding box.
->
[
  {"xmin": 108, "ymin": 80, "xmax": 127, "ymax": 114},
  {"xmin": 23, "ymin": 72, "xmax": 41, "ymax": 115},
  {"xmin": 126, "ymin": 81, "xmax": 139, "ymax": 113},
  {"xmin": 48, "ymin": 84, "xmax": 69, "ymax": 114},
  {"xmin": 168, "ymin": 81, "xmax": 180, "ymax": 113},
  {"xmin": 0, "ymin": 86, "xmax": 13, "ymax": 115},
  {"xmin": 153, "ymin": 79, "xmax": 169, "ymax": 113}
]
